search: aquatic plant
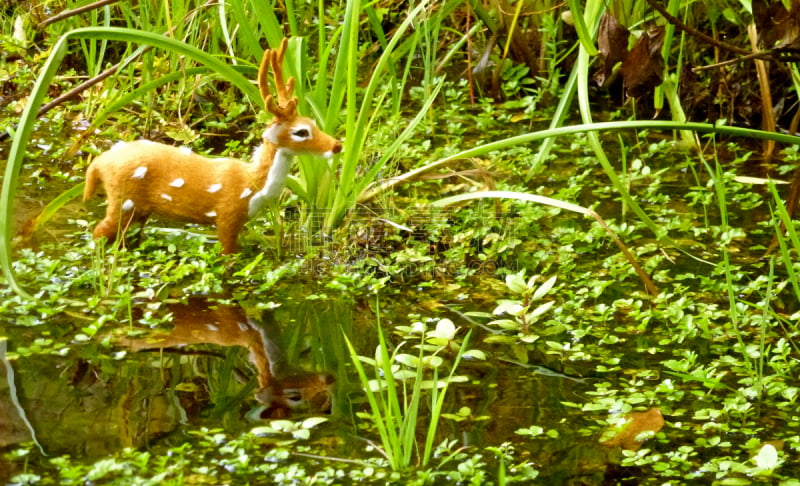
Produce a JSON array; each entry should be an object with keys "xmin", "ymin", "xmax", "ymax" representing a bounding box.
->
[{"xmin": 344, "ymin": 299, "xmax": 479, "ymax": 471}]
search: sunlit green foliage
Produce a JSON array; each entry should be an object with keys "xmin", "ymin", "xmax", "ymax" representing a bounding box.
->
[{"xmin": 2, "ymin": 0, "xmax": 800, "ymax": 483}]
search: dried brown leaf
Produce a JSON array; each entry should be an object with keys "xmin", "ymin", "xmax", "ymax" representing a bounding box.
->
[
  {"xmin": 594, "ymin": 13, "xmax": 630, "ymax": 87},
  {"xmin": 600, "ymin": 407, "xmax": 664, "ymax": 451},
  {"xmin": 619, "ymin": 28, "xmax": 665, "ymax": 98}
]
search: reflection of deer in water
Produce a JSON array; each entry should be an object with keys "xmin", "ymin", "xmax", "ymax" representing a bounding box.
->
[{"xmin": 121, "ymin": 299, "xmax": 333, "ymax": 418}]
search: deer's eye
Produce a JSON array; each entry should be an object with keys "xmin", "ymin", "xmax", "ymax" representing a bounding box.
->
[
  {"xmin": 283, "ymin": 389, "xmax": 303, "ymax": 403},
  {"xmin": 292, "ymin": 128, "xmax": 310, "ymax": 138}
]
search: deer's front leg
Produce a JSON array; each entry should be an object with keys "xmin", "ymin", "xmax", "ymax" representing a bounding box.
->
[{"xmin": 216, "ymin": 215, "xmax": 247, "ymax": 254}]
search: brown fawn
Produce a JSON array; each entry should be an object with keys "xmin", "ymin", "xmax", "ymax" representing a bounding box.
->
[{"xmin": 83, "ymin": 38, "xmax": 342, "ymax": 254}]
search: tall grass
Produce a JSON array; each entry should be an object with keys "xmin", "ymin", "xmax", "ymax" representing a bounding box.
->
[
  {"xmin": 344, "ymin": 298, "xmax": 472, "ymax": 470},
  {"xmin": 768, "ymin": 182, "xmax": 800, "ymax": 338}
]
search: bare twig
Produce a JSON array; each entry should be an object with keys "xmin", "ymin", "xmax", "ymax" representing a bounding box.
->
[
  {"xmin": 644, "ymin": 0, "xmax": 753, "ymax": 57},
  {"xmin": 38, "ymin": 0, "xmax": 121, "ymax": 29}
]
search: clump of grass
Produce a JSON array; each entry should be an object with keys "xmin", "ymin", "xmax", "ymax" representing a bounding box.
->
[{"xmin": 344, "ymin": 297, "xmax": 474, "ymax": 470}]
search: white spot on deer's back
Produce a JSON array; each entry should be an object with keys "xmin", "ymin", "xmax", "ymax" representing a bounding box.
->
[
  {"xmin": 169, "ymin": 178, "xmax": 185, "ymax": 188},
  {"xmin": 205, "ymin": 210, "xmax": 217, "ymax": 218},
  {"xmin": 240, "ymin": 188, "xmax": 253, "ymax": 199},
  {"xmin": 122, "ymin": 199, "xmax": 135, "ymax": 211},
  {"xmin": 160, "ymin": 193, "xmax": 172, "ymax": 201},
  {"xmin": 206, "ymin": 324, "xmax": 219, "ymax": 331},
  {"xmin": 208, "ymin": 183, "xmax": 222, "ymax": 193},
  {"xmin": 132, "ymin": 166, "xmax": 147, "ymax": 179}
]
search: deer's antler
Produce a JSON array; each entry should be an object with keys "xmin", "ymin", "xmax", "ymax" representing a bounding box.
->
[{"xmin": 258, "ymin": 38, "xmax": 297, "ymax": 119}]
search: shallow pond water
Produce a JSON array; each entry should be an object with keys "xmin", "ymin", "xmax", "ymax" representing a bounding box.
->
[
  {"xmin": 1, "ymin": 274, "xmax": 613, "ymax": 483},
  {"xmin": 2, "ymin": 111, "xmax": 800, "ymax": 483}
]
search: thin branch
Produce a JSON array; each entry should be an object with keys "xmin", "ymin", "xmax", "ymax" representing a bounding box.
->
[
  {"xmin": 38, "ymin": 0, "xmax": 121, "ymax": 29},
  {"xmin": 643, "ymin": 0, "xmax": 786, "ymax": 63}
]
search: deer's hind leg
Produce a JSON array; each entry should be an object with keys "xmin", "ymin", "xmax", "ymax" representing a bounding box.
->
[{"xmin": 93, "ymin": 198, "xmax": 149, "ymax": 249}]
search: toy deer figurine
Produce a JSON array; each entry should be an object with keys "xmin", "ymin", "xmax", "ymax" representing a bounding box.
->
[{"xmin": 83, "ymin": 38, "xmax": 342, "ymax": 254}]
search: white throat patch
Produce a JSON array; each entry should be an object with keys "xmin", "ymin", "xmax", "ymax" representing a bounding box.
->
[{"xmin": 248, "ymin": 148, "xmax": 293, "ymax": 217}]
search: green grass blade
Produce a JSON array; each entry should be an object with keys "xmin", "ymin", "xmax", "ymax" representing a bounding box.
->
[
  {"xmin": 567, "ymin": 0, "xmax": 599, "ymax": 56},
  {"xmin": 343, "ymin": 331, "xmax": 398, "ymax": 470},
  {"xmin": 246, "ymin": 0, "xmax": 284, "ymax": 48},
  {"xmin": 225, "ymin": 0, "xmax": 263, "ymax": 61},
  {"xmin": 0, "ymin": 34, "xmax": 71, "ymax": 298},
  {"xmin": 362, "ymin": 119, "xmax": 800, "ymax": 247},
  {"xmin": 24, "ymin": 183, "xmax": 87, "ymax": 237},
  {"xmin": 768, "ymin": 182, "xmax": 800, "ymax": 300},
  {"xmin": 324, "ymin": 0, "xmax": 430, "ymax": 229},
  {"xmin": 422, "ymin": 329, "xmax": 472, "ymax": 466}
]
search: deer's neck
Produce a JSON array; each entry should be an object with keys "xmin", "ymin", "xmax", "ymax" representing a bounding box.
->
[{"xmin": 248, "ymin": 141, "xmax": 294, "ymax": 217}]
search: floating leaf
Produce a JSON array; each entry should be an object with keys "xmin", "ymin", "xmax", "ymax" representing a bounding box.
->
[
  {"xmin": 393, "ymin": 370, "xmax": 417, "ymax": 380},
  {"xmin": 425, "ymin": 355, "xmax": 444, "ymax": 368},
  {"xmin": 493, "ymin": 300, "xmax": 525, "ymax": 316},
  {"xmin": 528, "ymin": 301, "xmax": 555, "ymax": 320},
  {"xmin": 600, "ymin": 407, "xmax": 664, "ymax": 451},
  {"xmin": 489, "ymin": 319, "xmax": 523, "ymax": 330},
  {"xmin": 463, "ymin": 349, "xmax": 487, "ymax": 360},
  {"xmin": 301, "ymin": 417, "xmax": 329, "ymax": 429},
  {"xmin": 510, "ymin": 343, "xmax": 528, "ymax": 364},
  {"xmin": 752, "ymin": 443, "xmax": 783, "ymax": 474},
  {"xmin": 292, "ymin": 429, "xmax": 311, "ymax": 440},
  {"xmin": 269, "ymin": 420, "xmax": 295, "ymax": 432},
  {"xmin": 483, "ymin": 335, "xmax": 520, "ymax": 344},
  {"xmin": 516, "ymin": 425, "xmax": 544, "ymax": 437},
  {"xmin": 431, "ymin": 318, "xmax": 457, "ymax": 340},
  {"xmin": 395, "ymin": 353, "xmax": 419, "ymax": 368}
]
